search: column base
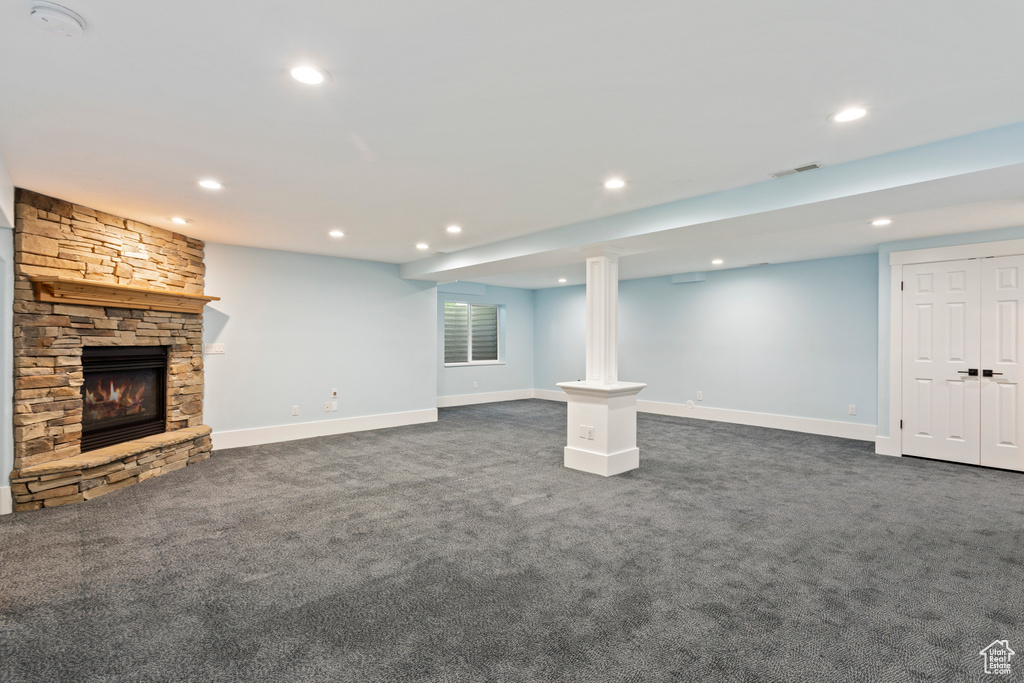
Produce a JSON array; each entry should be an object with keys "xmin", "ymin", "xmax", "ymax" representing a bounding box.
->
[
  {"xmin": 564, "ymin": 446, "xmax": 640, "ymax": 477},
  {"xmin": 557, "ymin": 380, "xmax": 646, "ymax": 477}
]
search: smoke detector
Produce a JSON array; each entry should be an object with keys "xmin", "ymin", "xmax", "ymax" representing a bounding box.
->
[{"xmin": 29, "ymin": 2, "xmax": 85, "ymax": 38}]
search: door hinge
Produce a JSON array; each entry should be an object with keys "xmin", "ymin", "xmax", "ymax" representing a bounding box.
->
[
  {"xmin": 901, "ymin": 281, "xmax": 904, "ymax": 291},
  {"xmin": 900, "ymin": 420, "xmax": 903, "ymax": 429}
]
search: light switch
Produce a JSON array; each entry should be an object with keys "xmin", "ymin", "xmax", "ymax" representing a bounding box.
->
[
  {"xmin": 203, "ymin": 342, "xmax": 226, "ymax": 355},
  {"xmin": 579, "ymin": 424, "xmax": 587, "ymax": 438},
  {"xmin": 586, "ymin": 426, "xmax": 595, "ymax": 440}
]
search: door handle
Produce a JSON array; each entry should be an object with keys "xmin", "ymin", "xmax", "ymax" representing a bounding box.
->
[
  {"xmin": 982, "ymin": 369, "xmax": 1003, "ymax": 377},
  {"xmin": 957, "ymin": 369, "xmax": 979, "ymax": 376}
]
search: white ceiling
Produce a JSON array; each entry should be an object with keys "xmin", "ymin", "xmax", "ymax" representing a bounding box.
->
[
  {"xmin": 1, "ymin": 0, "xmax": 1023, "ymax": 287},
  {"xmin": 443, "ymin": 164, "xmax": 1024, "ymax": 288}
]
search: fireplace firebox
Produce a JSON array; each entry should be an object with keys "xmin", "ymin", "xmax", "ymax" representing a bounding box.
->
[{"xmin": 81, "ymin": 346, "xmax": 168, "ymax": 452}]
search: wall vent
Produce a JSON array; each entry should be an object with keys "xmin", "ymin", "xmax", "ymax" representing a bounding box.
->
[{"xmin": 770, "ymin": 162, "xmax": 821, "ymax": 179}]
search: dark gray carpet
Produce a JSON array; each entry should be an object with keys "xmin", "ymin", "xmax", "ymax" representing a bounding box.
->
[{"xmin": 2, "ymin": 400, "xmax": 1023, "ymax": 682}]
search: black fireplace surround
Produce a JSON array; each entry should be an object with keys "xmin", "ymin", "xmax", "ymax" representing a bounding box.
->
[{"xmin": 81, "ymin": 346, "xmax": 168, "ymax": 452}]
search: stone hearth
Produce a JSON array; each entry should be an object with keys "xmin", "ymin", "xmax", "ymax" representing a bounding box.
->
[{"xmin": 9, "ymin": 189, "xmax": 215, "ymax": 511}]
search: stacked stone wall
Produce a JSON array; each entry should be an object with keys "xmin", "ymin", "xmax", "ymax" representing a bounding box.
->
[
  {"xmin": 11, "ymin": 427, "xmax": 212, "ymax": 511},
  {"xmin": 10, "ymin": 189, "xmax": 213, "ymax": 511}
]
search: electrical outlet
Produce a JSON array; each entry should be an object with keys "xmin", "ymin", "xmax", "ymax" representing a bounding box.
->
[
  {"xmin": 324, "ymin": 401, "xmax": 331, "ymax": 412},
  {"xmin": 579, "ymin": 424, "xmax": 587, "ymax": 438},
  {"xmin": 292, "ymin": 405, "xmax": 299, "ymax": 416},
  {"xmin": 697, "ymin": 390, "xmax": 703, "ymax": 401},
  {"xmin": 849, "ymin": 404, "xmax": 857, "ymax": 415},
  {"xmin": 473, "ymin": 381, "xmax": 478, "ymax": 389},
  {"xmin": 586, "ymin": 426, "xmax": 595, "ymax": 440},
  {"xmin": 331, "ymin": 401, "xmax": 338, "ymax": 411}
]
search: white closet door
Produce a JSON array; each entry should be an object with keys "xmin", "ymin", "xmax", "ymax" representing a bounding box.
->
[
  {"xmin": 902, "ymin": 259, "xmax": 982, "ymax": 464},
  {"xmin": 980, "ymin": 255, "xmax": 1024, "ymax": 471}
]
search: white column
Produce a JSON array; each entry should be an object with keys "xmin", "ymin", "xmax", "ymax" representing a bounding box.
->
[
  {"xmin": 558, "ymin": 248, "xmax": 645, "ymax": 477},
  {"xmin": 586, "ymin": 252, "xmax": 618, "ymax": 383}
]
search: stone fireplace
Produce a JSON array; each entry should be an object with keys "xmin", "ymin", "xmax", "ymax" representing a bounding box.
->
[{"xmin": 9, "ymin": 189, "xmax": 217, "ymax": 511}]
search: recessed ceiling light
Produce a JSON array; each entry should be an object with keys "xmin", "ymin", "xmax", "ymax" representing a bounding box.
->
[
  {"xmin": 604, "ymin": 178, "xmax": 626, "ymax": 190},
  {"xmin": 329, "ymin": 229, "xmax": 344, "ymax": 238},
  {"xmin": 711, "ymin": 259, "xmax": 724, "ymax": 265},
  {"xmin": 171, "ymin": 217, "xmax": 188, "ymax": 225},
  {"xmin": 291, "ymin": 66, "xmax": 327, "ymax": 85},
  {"xmin": 416, "ymin": 243, "xmax": 429, "ymax": 250},
  {"xmin": 446, "ymin": 225, "xmax": 462, "ymax": 233},
  {"xmin": 831, "ymin": 107, "xmax": 867, "ymax": 123},
  {"xmin": 198, "ymin": 179, "xmax": 223, "ymax": 190},
  {"xmin": 872, "ymin": 218, "xmax": 892, "ymax": 227},
  {"xmin": 558, "ymin": 278, "xmax": 567, "ymax": 283}
]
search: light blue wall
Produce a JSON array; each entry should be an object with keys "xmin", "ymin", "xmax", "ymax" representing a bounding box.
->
[
  {"xmin": 0, "ymin": 154, "xmax": 13, "ymax": 229},
  {"xmin": 1, "ymin": 227, "xmax": 13, "ymax": 489},
  {"xmin": 534, "ymin": 284, "xmax": 586, "ymax": 390},
  {"xmin": 202, "ymin": 243, "xmax": 437, "ymax": 434},
  {"xmin": 875, "ymin": 225, "xmax": 1024, "ymax": 437},
  {"xmin": 535, "ymin": 254, "xmax": 878, "ymax": 425},
  {"xmin": 0, "ymin": 150, "xmax": 11, "ymax": 503},
  {"xmin": 437, "ymin": 284, "xmax": 535, "ymax": 397}
]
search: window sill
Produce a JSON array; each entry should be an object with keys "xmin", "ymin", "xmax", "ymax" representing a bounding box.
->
[{"xmin": 444, "ymin": 361, "xmax": 506, "ymax": 367}]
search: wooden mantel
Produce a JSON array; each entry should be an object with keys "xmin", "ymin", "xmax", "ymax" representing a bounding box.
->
[{"xmin": 29, "ymin": 276, "xmax": 220, "ymax": 314}]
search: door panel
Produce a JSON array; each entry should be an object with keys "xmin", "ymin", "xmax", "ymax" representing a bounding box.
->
[
  {"xmin": 981, "ymin": 255, "xmax": 1024, "ymax": 471},
  {"xmin": 947, "ymin": 380, "xmax": 966, "ymax": 440},
  {"xmin": 948, "ymin": 302, "xmax": 967, "ymax": 361},
  {"xmin": 902, "ymin": 260, "xmax": 981, "ymax": 464},
  {"xmin": 995, "ymin": 383, "xmax": 1016, "ymax": 445},
  {"xmin": 913, "ymin": 379, "xmax": 932, "ymax": 437},
  {"xmin": 916, "ymin": 304, "xmax": 933, "ymax": 360}
]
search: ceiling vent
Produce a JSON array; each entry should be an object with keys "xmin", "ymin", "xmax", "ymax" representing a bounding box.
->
[
  {"xmin": 770, "ymin": 162, "xmax": 821, "ymax": 179},
  {"xmin": 29, "ymin": 2, "xmax": 85, "ymax": 38}
]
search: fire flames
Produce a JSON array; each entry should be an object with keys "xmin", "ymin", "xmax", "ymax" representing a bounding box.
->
[{"xmin": 84, "ymin": 378, "xmax": 149, "ymax": 422}]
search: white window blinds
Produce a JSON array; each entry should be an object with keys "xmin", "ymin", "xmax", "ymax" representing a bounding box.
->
[{"xmin": 444, "ymin": 302, "xmax": 499, "ymax": 363}]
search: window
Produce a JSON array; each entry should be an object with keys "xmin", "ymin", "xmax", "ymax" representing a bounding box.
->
[{"xmin": 444, "ymin": 302, "xmax": 499, "ymax": 364}]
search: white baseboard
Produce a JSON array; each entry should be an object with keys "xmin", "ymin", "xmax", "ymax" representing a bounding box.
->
[
  {"xmin": 211, "ymin": 390, "xmax": 877, "ymax": 451},
  {"xmin": 212, "ymin": 408, "xmax": 438, "ymax": 450},
  {"xmin": 533, "ymin": 389, "xmax": 568, "ymax": 402},
  {"xmin": 437, "ymin": 389, "xmax": 536, "ymax": 408},
  {"xmin": 0, "ymin": 486, "xmax": 11, "ymax": 515},
  {"xmin": 874, "ymin": 435, "xmax": 901, "ymax": 457},
  {"xmin": 530, "ymin": 389, "xmax": 875, "ymax": 442},
  {"xmin": 564, "ymin": 446, "xmax": 639, "ymax": 477},
  {"xmin": 637, "ymin": 400, "xmax": 876, "ymax": 442}
]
